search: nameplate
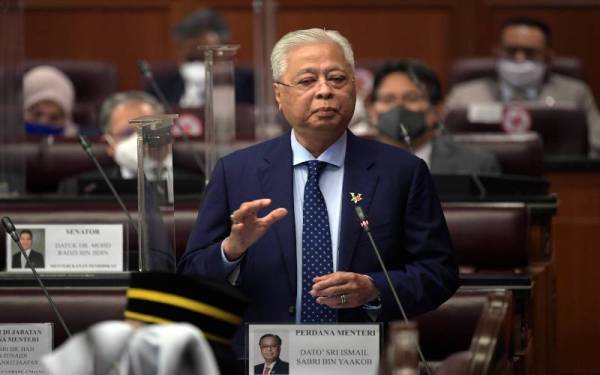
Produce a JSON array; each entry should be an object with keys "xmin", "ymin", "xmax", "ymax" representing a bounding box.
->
[
  {"xmin": 0, "ymin": 323, "xmax": 52, "ymax": 374},
  {"xmin": 467, "ymin": 103, "xmax": 503, "ymax": 124},
  {"xmin": 6, "ymin": 224, "xmax": 125, "ymax": 273},
  {"xmin": 248, "ymin": 323, "xmax": 380, "ymax": 375}
]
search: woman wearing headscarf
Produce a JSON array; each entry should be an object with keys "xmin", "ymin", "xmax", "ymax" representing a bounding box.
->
[{"xmin": 23, "ymin": 65, "xmax": 79, "ymax": 137}]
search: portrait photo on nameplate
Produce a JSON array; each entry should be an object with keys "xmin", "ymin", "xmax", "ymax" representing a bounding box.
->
[
  {"xmin": 0, "ymin": 323, "xmax": 52, "ymax": 375},
  {"xmin": 247, "ymin": 323, "xmax": 381, "ymax": 375},
  {"xmin": 6, "ymin": 224, "xmax": 125, "ymax": 273}
]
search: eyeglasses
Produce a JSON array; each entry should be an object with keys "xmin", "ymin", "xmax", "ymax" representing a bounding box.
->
[
  {"xmin": 500, "ymin": 46, "xmax": 545, "ymax": 61},
  {"xmin": 276, "ymin": 74, "xmax": 353, "ymax": 92},
  {"xmin": 260, "ymin": 345, "xmax": 280, "ymax": 349},
  {"xmin": 375, "ymin": 90, "xmax": 428, "ymax": 107}
]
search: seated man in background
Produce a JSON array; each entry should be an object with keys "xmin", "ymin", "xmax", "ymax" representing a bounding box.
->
[
  {"xmin": 371, "ymin": 60, "xmax": 501, "ymax": 174},
  {"xmin": 57, "ymin": 91, "xmax": 164, "ymax": 194},
  {"xmin": 100, "ymin": 91, "xmax": 166, "ymax": 178},
  {"xmin": 23, "ymin": 65, "xmax": 79, "ymax": 137},
  {"xmin": 445, "ymin": 16, "xmax": 600, "ymax": 157},
  {"xmin": 150, "ymin": 8, "xmax": 254, "ymax": 107},
  {"xmin": 58, "ymin": 90, "xmax": 205, "ymax": 195}
]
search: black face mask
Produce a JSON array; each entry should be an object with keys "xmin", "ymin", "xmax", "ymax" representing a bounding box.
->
[{"xmin": 378, "ymin": 106, "xmax": 428, "ymax": 141}]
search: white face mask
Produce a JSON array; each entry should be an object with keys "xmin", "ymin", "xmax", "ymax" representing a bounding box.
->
[
  {"xmin": 114, "ymin": 132, "xmax": 139, "ymax": 175},
  {"xmin": 179, "ymin": 62, "xmax": 206, "ymax": 107},
  {"xmin": 179, "ymin": 61, "xmax": 206, "ymax": 84},
  {"xmin": 497, "ymin": 58, "xmax": 546, "ymax": 89},
  {"xmin": 113, "ymin": 132, "xmax": 172, "ymax": 179}
]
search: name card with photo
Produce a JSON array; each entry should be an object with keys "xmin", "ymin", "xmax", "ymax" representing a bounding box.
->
[
  {"xmin": 0, "ymin": 323, "xmax": 52, "ymax": 375},
  {"xmin": 248, "ymin": 323, "xmax": 380, "ymax": 375},
  {"xmin": 6, "ymin": 224, "xmax": 125, "ymax": 273}
]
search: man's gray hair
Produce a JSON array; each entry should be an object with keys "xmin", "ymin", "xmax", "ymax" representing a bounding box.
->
[
  {"xmin": 270, "ymin": 28, "xmax": 355, "ymax": 81},
  {"xmin": 99, "ymin": 91, "xmax": 165, "ymax": 133}
]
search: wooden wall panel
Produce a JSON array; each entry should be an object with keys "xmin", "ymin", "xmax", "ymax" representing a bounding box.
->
[
  {"xmin": 276, "ymin": 7, "xmax": 452, "ymax": 84},
  {"xmin": 552, "ymin": 218, "xmax": 600, "ymax": 375},
  {"xmin": 24, "ymin": 3, "xmax": 172, "ymax": 90},
  {"xmin": 548, "ymin": 172, "xmax": 600, "ymax": 374}
]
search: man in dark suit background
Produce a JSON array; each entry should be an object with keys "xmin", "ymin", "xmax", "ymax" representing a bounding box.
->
[
  {"xmin": 58, "ymin": 90, "xmax": 204, "ymax": 194},
  {"xmin": 178, "ymin": 28, "xmax": 458, "ymax": 354},
  {"xmin": 150, "ymin": 8, "xmax": 254, "ymax": 107},
  {"xmin": 370, "ymin": 60, "xmax": 501, "ymax": 174},
  {"xmin": 254, "ymin": 334, "xmax": 289, "ymax": 375},
  {"xmin": 12, "ymin": 230, "xmax": 44, "ymax": 269}
]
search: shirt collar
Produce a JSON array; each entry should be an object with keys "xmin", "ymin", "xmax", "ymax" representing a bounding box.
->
[{"xmin": 291, "ymin": 129, "xmax": 347, "ymax": 167}]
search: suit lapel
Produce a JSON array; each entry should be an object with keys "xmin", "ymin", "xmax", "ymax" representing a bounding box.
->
[
  {"xmin": 338, "ymin": 133, "xmax": 378, "ymax": 271},
  {"xmin": 258, "ymin": 132, "xmax": 297, "ymax": 293}
]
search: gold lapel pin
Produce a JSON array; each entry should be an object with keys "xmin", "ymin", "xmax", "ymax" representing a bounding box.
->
[{"xmin": 350, "ymin": 192, "xmax": 363, "ymax": 204}]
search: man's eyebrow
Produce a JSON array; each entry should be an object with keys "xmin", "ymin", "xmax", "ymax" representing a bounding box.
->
[{"xmin": 292, "ymin": 65, "xmax": 349, "ymax": 76}]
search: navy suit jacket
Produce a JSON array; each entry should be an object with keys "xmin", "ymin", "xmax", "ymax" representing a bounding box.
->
[
  {"xmin": 178, "ymin": 131, "xmax": 458, "ymax": 352},
  {"xmin": 254, "ymin": 360, "xmax": 289, "ymax": 374}
]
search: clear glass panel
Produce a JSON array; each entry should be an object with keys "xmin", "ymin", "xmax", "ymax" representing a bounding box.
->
[
  {"xmin": 201, "ymin": 45, "xmax": 239, "ymax": 180},
  {"xmin": 129, "ymin": 114, "xmax": 178, "ymax": 272},
  {"xmin": 0, "ymin": 0, "xmax": 25, "ymax": 196},
  {"xmin": 253, "ymin": 0, "xmax": 282, "ymax": 141}
]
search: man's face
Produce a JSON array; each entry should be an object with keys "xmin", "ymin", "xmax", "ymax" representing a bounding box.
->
[
  {"xmin": 105, "ymin": 101, "xmax": 156, "ymax": 157},
  {"xmin": 498, "ymin": 25, "xmax": 548, "ymax": 62},
  {"xmin": 274, "ymin": 42, "xmax": 356, "ymax": 139},
  {"xmin": 19, "ymin": 233, "xmax": 32, "ymax": 250},
  {"xmin": 24, "ymin": 100, "xmax": 67, "ymax": 128},
  {"xmin": 371, "ymin": 72, "xmax": 436, "ymax": 128},
  {"xmin": 177, "ymin": 31, "xmax": 222, "ymax": 63},
  {"xmin": 259, "ymin": 336, "xmax": 281, "ymax": 363}
]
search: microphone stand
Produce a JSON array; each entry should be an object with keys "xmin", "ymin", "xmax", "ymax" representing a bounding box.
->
[
  {"xmin": 79, "ymin": 135, "xmax": 138, "ymax": 234},
  {"xmin": 354, "ymin": 206, "xmax": 433, "ymax": 375},
  {"xmin": 2, "ymin": 217, "xmax": 72, "ymax": 338}
]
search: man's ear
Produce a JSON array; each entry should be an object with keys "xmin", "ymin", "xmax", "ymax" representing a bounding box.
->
[
  {"xmin": 426, "ymin": 103, "xmax": 442, "ymax": 131},
  {"xmin": 103, "ymin": 134, "xmax": 116, "ymax": 158},
  {"xmin": 366, "ymin": 101, "xmax": 379, "ymax": 128},
  {"xmin": 273, "ymin": 83, "xmax": 282, "ymax": 111}
]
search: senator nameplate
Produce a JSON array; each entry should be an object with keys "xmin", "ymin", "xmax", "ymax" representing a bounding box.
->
[
  {"xmin": 6, "ymin": 224, "xmax": 124, "ymax": 273},
  {"xmin": 0, "ymin": 323, "xmax": 52, "ymax": 375},
  {"xmin": 248, "ymin": 323, "xmax": 380, "ymax": 375}
]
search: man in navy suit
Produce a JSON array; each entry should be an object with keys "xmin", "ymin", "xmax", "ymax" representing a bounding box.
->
[
  {"xmin": 254, "ymin": 334, "xmax": 289, "ymax": 375},
  {"xmin": 178, "ymin": 28, "xmax": 458, "ymax": 354}
]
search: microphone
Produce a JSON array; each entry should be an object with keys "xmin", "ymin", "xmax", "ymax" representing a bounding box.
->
[
  {"xmin": 354, "ymin": 206, "xmax": 433, "ymax": 375},
  {"xmin": 399, "ymin": 123, "xmax": 413, "ymax": 152},
  {"xmin": 78, "ymin": 135, "xmax": 139, "ymax": 234},
  {"xmin": 137, "ymin": 60, "xmax": 206, "ymax": 178},
  {"xmin": 138, "ymin": 60, "xmax": 173, "ymax": 113},
  {"xmin": 2, "ymin": 217, "xmax": 72, "ymax": 338}
]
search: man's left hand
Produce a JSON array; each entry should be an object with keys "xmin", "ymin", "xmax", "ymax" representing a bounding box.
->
[{"xmin": 310, "ymin": 272, "xmax": 379, "ymax": 308}]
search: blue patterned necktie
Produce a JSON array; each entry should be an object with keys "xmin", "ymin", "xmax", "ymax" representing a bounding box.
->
[{"xmin": 300, "ymin": 160, "xmax": 336, "ymax": 322}]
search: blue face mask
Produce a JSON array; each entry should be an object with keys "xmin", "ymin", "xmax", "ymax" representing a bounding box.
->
[{"xmin": 25, "ymin": 122, "xmax": 65, "ymax": 136}]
